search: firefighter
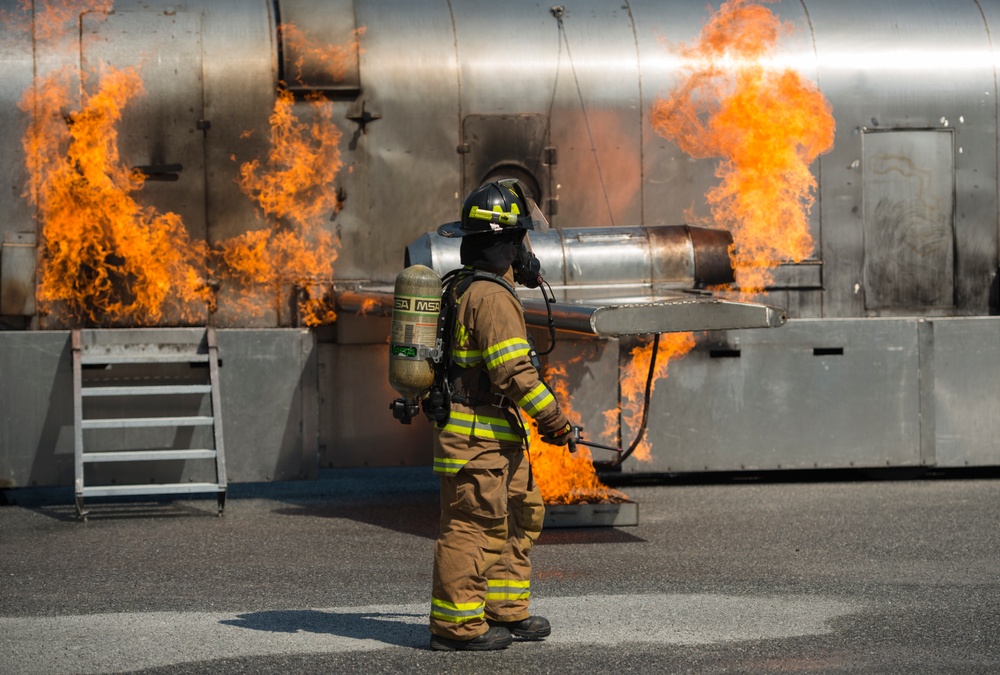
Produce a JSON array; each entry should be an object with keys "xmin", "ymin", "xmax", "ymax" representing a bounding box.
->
[{"xmin": 428, "ymin": 181, "xmax": 574, "ymax": 651}]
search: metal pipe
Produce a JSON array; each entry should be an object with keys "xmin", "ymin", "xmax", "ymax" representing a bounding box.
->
[{"xmin": 405, "ymin": 225, "xmax": 735, "ymax": 298}]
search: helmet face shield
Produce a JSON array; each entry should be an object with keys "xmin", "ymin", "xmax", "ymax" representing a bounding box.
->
[{"xmin": 496, "ymin": 178, "xmax": 549, "ymax": 233}]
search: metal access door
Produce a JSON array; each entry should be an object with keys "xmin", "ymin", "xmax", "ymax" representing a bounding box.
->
[
  {"xmin": 862, "ymin": 129, "xmax": 955, "ymax": 311},
  {"xmin": 80, "ymin": 10, "xmax": 208, "ymax": 245},
  {"xmin": 462, "ymin": 114, "xmax": 551, "ymax": 207}
]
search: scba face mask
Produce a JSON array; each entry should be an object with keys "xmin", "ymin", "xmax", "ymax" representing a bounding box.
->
[{"xmin": 512, "ymin": 234, "xmax": 542, "ymax": 289}]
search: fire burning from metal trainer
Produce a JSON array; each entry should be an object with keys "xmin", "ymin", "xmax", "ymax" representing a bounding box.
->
[{"xmin": 17, "ymin": 4, "xmax": 359, "ymax": 327}]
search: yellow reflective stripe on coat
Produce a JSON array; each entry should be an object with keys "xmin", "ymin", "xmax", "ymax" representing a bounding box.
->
[
  {"xmin": 486, "ymin": 578, "xmax": 531, "ymax": 601},
  {"xmin": 442, "ymin": 410, "xmax": 522, "ymax": 443},
  {"xmin": 431, "ymin": 597, "xmax": 486, "ymax": 623},
  {"xmin": 452, "ymin": 324, "xmax": 482, "ymax": 367},
  {"xmin": 433, "ymin": 457, "xmax": 468, "ymax": 475},
  {"xmin": 518, "ymin": 382, "xmax": 554, "ymax": 418},
  {"xmin": 451, "ymin": 347, "xmax": 482, "ymax": 367},
  {"xmin": 483, "ymin": 337, "xmax": 530, "ymax": 372}
]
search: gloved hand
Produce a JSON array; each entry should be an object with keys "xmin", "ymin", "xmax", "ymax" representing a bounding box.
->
[{"xmin": 541, "ymin": 422, "xmax": 574, "ymax": 447}]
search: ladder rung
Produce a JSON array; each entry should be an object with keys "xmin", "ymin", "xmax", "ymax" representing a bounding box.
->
[
  {"xmin": 79, "ymin": 483, "xmax": 226, "ymax": 498},
  {"xmin": 82, "ymin": 416, "xmax": 215, "ymax": 429},
  {"xmin": 83, "ymin": 449, "xmax": 218, "ymax": 463},
  {"xmin": 81, "ymin": 353, "xmax": 209, "ymax": 365},
  {"xmin": 82, "ymin": 384, "xmax": 213, "ymax": 397}
]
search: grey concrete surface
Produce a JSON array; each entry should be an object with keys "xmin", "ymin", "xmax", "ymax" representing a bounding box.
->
[{"xmin": 1, "ymin": 467, "xmax": 999, "ymax": 674}]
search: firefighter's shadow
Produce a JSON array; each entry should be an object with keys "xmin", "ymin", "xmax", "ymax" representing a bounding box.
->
[
  {"xmin": 273, "ymin": 500, "xmax": 440, "ymax": 539},
  {"xmin": 220, "ymin": 609, "xmax": 426, "ymax": 648}
]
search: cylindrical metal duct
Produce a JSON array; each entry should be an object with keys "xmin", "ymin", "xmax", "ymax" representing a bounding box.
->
[{"xmin": 405, "ymin": 225, "xmax": 734, "ymax": 293}]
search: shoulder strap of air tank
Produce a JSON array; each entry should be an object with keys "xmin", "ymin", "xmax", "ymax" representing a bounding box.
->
[
  {"xmin": 455, "ymin": 269, "xmax": 523, "ymax": 311},
  {"xmin": 431, "ymin": 267, "xmax": 472, "ymax": 383}
]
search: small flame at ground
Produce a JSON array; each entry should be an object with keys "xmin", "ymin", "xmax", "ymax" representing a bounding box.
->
[
  {"xmin": 650, "ymin": 0, "xmax": 835, "ymax": 294},
  {"xmin": 531, "ymin": 364, "xmax": 630, "ymax": 505}
]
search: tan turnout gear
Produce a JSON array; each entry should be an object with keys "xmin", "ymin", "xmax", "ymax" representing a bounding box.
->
[{"xmin": 429, "ymin": 266, "xmax": 570, "ymax": 641}]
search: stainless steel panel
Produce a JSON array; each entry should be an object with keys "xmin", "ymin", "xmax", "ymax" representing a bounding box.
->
[
  {"xmin": 216, "ymin": 329, "xmax": 318, "ymax": 481},
  {"xmin": 318, "ymin": 342, "xmax": 433, "ymax": 468},
  {"xmin": 806, "ymin": 0, "xmax": 997, "ymax": 318},
  {"xmin": 543, "ymin": 5, "xmax": 643, "ymax": 229},
  {"xmin": 201, "ymin": 0, "xmax": 280, "ymax": 327},
  {"xmin": 862, "ymin": 130, "xmax": 955, "ymax": 311},
  {"xmin": 199, "ymin": 0, "xmax": 275, "ymax": 243},
  {"xmin": 626, "ymin": 319, "xmax": 922, "ymax": 473},
  {"xmin": 462, "ymin": 114, "xmax": 550, "ymax": 203},
  {"xmin": 927, "ymin": 317, "xmax": 1000, "ymax": 468},
  {"xmin": 0, "ymin": 332, "xmax": 74, "ymax": 488},
  {"xmin": 335, "ymin": 0, "xmax": 458, "ymax": 281},
  {"xmin": 0, "ymin": 12, "xmax": 36, "ymax": 262},
  {"xmin": 0, "ymin": 233, "xmax": 36, "ymax": 316},
  {"xmin": 81, "ymin": 10, "xmax": 208, "ymax": 245},
  {"xmin": 770, "ymin": 261, "xmax": 824, "ymax": 291}
]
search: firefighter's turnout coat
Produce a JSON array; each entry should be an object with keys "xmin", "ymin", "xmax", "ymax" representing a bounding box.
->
[{"xmin": 430, "ymin": 266, "xmax": 570, "ymax": 640}]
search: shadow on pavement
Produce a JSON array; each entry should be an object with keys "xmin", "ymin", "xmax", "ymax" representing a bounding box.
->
[
  {"xmin": 220, "ymin": 609, "xmax": 426, "ymax": 648},
  {"xmin": 272, "ymin": 501, "xmax": 440, "ymax": 539}
]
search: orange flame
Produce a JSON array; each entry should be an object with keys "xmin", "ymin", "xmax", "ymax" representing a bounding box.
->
[
  {"xmin": 603, "ymin": 333, "xmax": 696, "ymax": 463},
  {"xmin": 2, "ymin": 0, "xmax": 114, "ymax": 41},
  {"xmin": 20, "ymin": 66, "xmax": 212, "ymax": 326},
  {"xmin": 531, "ymin": 364, "xmax": 629, "ymax": 505},
  {"xmin": 225, "ymin": 88, "xmax": 343, "ymax": 325},
  {"xmin": 649, "ymin": 0, "xmax": 835, "ymax": 293},
  {"xmin": 281, "ymin": 23, "xmax": 366, "ymax": 85}
]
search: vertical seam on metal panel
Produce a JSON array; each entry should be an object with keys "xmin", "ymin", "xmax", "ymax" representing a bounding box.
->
[
  {"xmin": 797, "ymin": 0, "xmax": 825, "ymax": 317},
  {"xmin": 271, "ymin": 0, "xmax": 283, "ymax": 86},
  {"xmin": 622, "ymin": 0, "xmax": 644, "ymax": 226},
  {"xmin": 445, "ymin": 0, "xmax": 463, "ymax": 196},
  {"xmin": 972, "ymin": 0, "xmax": 1000, "ymax": 269}
]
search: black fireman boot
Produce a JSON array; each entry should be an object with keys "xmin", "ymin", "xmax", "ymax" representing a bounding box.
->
[
  {"xmin": 488, "ymin": 615, "xmax": 551, "ymax": 640},
  {"xmin": 429, "ymin": 626, "xmax": 513, "ymax": 651}
]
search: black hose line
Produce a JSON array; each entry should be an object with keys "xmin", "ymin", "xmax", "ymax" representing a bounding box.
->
[{"xmin": 612, "ymin": 333, "xmax": 661, "ymax": 467}]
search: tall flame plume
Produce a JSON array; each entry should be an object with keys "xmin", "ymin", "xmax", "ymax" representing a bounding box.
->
[
  {"xmin": 20, "ymin": 66, "xmax": 211, "ymax": 326},
  {"xmin": 223, "ymin": 87, "xmax": 343, "ymax": 326},
  {"xmin": 586, "ymin": 0, "xmax": 836, "ymax": 472},
  {"xmin": 650, "ymin": 0, "xmax": 835, "ymax": 294}
]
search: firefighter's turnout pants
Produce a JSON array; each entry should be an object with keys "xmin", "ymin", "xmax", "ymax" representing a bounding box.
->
[{"xmin": 430, "ymin": 447, "xmax": 544, "ymax": 639}]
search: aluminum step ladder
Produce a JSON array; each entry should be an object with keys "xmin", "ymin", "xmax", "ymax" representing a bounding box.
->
[{"xmin": 72, "ymin": 328, "xmax": 227, "ymax": 520}]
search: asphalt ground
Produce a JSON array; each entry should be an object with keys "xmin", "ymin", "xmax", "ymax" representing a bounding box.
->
[{"xmin": 2, "ymin": 467, "xmax": 999, "ymax": 674}]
